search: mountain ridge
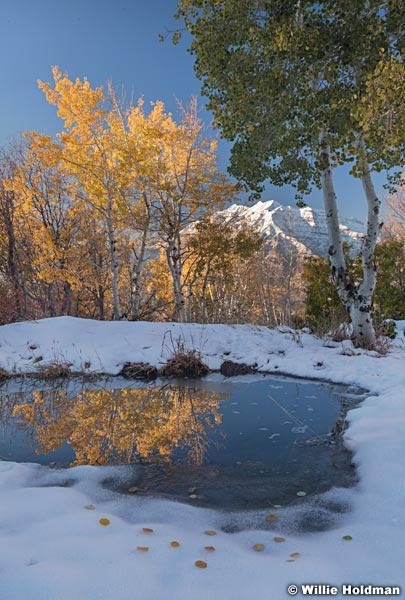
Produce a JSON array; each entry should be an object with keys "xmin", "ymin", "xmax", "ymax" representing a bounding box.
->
[{"xmin": 218, "ymin": 200, "xmax": 365, "ymax": 258}]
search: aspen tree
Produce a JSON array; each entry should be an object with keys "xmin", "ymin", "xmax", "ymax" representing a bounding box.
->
[{"xmin": 174, "ymin": 0, "xmax": 405, "ymax": 345}]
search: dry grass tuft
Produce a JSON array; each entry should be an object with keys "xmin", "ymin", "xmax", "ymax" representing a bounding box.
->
[
  {"xmin": 0, "ymin": 367, "xmax": 11, "ymax": 383},
  {"xmin": 120, "ymin": 362, "xmax": 158, "ymax": 380},
  {"xmin": 32, "ymin": 361, "xmax": 73, "ymax": 379},
  {"xmin": 160, "ymin": 342, "xmax": 209, "ymax": 379},
  {"xmin": 329, "ymin": 323, "xmax": 351, "ymax": 342},
  {"xmin": 373, "ymin": 336, "xmax": 393, "ymax": 356},
  {"xmin": 376, "ymin": 319, "xmax": 396, "ymax": 340}
]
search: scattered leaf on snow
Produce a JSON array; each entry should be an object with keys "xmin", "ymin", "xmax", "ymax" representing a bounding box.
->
[
  {"xmin": 84, "ymin": 504, "xmax": 95, "ymax": 510},
  {"xmin": 204, "ymin": 546, "xmax": 216, "ymax": 552},
  {"xmin": 128, "ymin": 487, "xmax": 139, "ymax": 493},
  {"xmin": 204, "ymin": 530, "xmax": 217, "ymax": 536},
  {"xmin": 274, "ymin": 537, "xmax": 286, "ymax": 543},
  {"xmin": 99, "ymin": 518, "xmax": 110, "ymax": 526},
  {"xmin": 290, "ymin": 552, "xmax": 300, "ymax": 559},
  {"xmin": 142, "ymin": 527, "xmax": 154, "ymax": 534},
  {"xmin": 266, "ymin": 514, "xmax": 277, "ymax": 522},
  {"xmin": 189, "ymin": 494, "xmax": 198, "ymax": 499},
  {"xmin": 137, "ymin": 546, "xmax": 149, "ymax": 552},
  {"xmin": 296, "ymin": 491, "xmax": 306, "ymax": 497},
  {"xmin": 195, "ymin": 560, "xmax": 208, "ymax": 569},
  {"xmin": 253, "ymin": 544, "xmax": 265, "ymax": 552},
  {"xmin": 343, "ymin": 535, "xmax": 353, "ymax": 541},
  {"xmin": 170, "ymin": 541, "xmax": 181, "ymax": 547}
]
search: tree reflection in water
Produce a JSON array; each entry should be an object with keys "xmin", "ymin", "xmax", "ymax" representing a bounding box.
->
[{"xmin": 9, "ymin": 384, "xmax": 225, "ymax": 466}]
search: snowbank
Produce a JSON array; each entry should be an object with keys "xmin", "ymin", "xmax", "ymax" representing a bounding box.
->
[{"xmin": 0, "ymin": 317, "xmax": 404, "ymax": 599}]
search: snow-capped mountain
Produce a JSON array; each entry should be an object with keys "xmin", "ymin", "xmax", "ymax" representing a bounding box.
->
[{"xmin": 218, "ymin": 200, "xmax": 365, "ymax": 258}]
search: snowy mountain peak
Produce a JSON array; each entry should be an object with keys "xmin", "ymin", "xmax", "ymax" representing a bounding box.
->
[{"xmin": 219, "ymin": 200, "xmax": 365, "ymax": 258}]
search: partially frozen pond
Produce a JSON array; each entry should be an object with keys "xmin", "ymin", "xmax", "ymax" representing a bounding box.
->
[{"xmin": 0, "ymin": 375, "xmax": 366, "ymax": 516}]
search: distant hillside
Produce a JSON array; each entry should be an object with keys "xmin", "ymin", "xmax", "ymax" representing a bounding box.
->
[{"xmin": 217, "ymin": 200, "xmax": 365, "ymax": 258}]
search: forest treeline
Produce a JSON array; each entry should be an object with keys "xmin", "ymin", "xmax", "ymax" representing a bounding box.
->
[{"xmin": 0, "ymin": 68, "xmax": 404, "ymax": 331}]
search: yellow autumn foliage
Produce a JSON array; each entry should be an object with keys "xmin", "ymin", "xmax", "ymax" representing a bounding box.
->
[{"xmin": 12, "ymin": 385, "xmax": 224, "ymax": 466}]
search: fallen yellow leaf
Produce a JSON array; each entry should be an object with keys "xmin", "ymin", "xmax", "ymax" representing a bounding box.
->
[
  {"xmin": 266, "ymin": 513, "xmax": 277, "ymax": 522},
  {"xmin": 195, "ymin": 560, "xmax": 208, "ymax": 569},
  {"xmin": 137, "ymin": 546, "xmax": 149, "ymax": 552},
  {"xmin": 204, "ymin": 530, "xmax": 217, "ymax": 536},
  {"xmin": 142, "ymin": 527, "xmax": 154, "ymax": 534},
  {"xmin": 253, "ymin": 543, "xmax": 265, "ymax": 552},
  {"xmin": 99, "ymin": 518, "xmax": 110, "ymax": 526},
  {"xmin": 274, "ymin": 537, "xmax": 286, "ymax": 543},
  {"xmin": 170, "ymin": 541, "xmax": 181, "ymax": 547},
  {"xmin": 84, "ymin": 504, "xmax": 95, "ymax": 510},
  {"xmin": 204, "ymin": 546, "xmax": 216, "ymax": 552}
]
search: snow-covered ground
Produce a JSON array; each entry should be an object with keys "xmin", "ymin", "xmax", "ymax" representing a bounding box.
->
[{"xmin": 0, "ymin": 317, "xmax": 404, "ymax": 599}]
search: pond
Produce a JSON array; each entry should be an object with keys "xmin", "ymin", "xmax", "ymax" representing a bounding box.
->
[{"xmin": 0, "ymin": 375, "xmax": 366, "ymax": 518}]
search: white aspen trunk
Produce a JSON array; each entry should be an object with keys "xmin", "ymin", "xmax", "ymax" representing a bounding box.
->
[
  {"xmin": 319, "ymin": 132, "xmax": 348, "ymax": 276},
  {"xmin": 106, "ymin": 213, "xmax": 121, "ymax": 320},
  {"xmin": 130, "ymin": 231, "xmax": 147, "ymax": 321},
  {"xmin": 318, "ymin": 132, "xmax": 376, "ymax": 347},
  {"xmin": 351, "ymin": 139, "xmax": 380, "ymax": 347},
  {"xmin": 130, "ymin": 194, "xmax": 152, "ymax": 320},
  {"xmin": 199, "ymin": 267, "xmax": 211, "ymax": 323},
  {"xmin": 166, "ymin": 235, "xmax": 186, "ymax": 322},
  {"xmin": 349, "ymin": 304, "xmax": 376, "ymax": 346}
]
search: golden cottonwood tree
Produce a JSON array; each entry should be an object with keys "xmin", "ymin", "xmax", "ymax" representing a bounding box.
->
[
  {"xmin": 8, "ymin": 133, "xmax": 81, "ymax": 316},
  {"xmin": 143, "ymin": 99, "xmax": 236, "ymax": 321},
  {"xmin": 121, "ymin": 96, "xmax": 236, "ymax": 321},
  {"xmin": 38, "ymin": 68, "xmax": 131, "ymax": 319},
  {"xmin": 1, "ymin": 138, "xmax": 113, "ymax": 320},
  {"xmin": 182, "ymin": 217, "xmax": 263, "ymax": 322},
  {"xmin": 0, "ymin": 147, "xmax": 28, "ymax": 321},
  {"xmin": 38, "ymin": 68, "xmax": 234, "ymax": 322}
]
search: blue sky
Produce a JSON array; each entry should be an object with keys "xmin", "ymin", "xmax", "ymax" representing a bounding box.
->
[{"xmin": 0, "ymin": 0, "xmax": 389, "ymax": 221}]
